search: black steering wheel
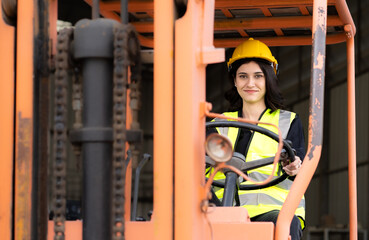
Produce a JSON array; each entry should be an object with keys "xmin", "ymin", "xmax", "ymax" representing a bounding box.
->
[{"xmin": 206, "ymin": 120, "xmax": 295, "ymax": 191}]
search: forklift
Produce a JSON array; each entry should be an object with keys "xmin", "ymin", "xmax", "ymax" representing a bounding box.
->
[{"xmin": 0, "ymin": 0, "xmax": 357, "ymax": 239}]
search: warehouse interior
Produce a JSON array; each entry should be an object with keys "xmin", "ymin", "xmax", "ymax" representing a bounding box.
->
[{"xmin": 56, "ymin": 0, "xmax": 369, "ymax": 239}]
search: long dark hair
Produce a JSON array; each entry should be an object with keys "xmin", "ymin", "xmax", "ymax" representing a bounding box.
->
[{"xmin": 225, "ymin": 58, "xmax": 284, "ymax": 112}]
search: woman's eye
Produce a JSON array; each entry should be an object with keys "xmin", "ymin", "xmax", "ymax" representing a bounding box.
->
[{"xmin": 255, "ymin": 74, "xmax": 264, "ymax": 79}]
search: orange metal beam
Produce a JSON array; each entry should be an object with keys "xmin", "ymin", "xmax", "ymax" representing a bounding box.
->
[
  {"xmin": 88, "ymin": 0, "xmax": 340, "ymax": 13},
  {"xmin": 174, "ymin": 0, "xmax": 224, "ymax": 239},
  {"xmin": 214, "ymin": 0, "xmax": 336, "ymax": 8},
  {"xmin": 261, "ymin": 7, "xmax": 272, "ymax": 17},
  {"xmin": 299, "ymin": 6, "xmax": 310, "ymax": 15},
  {"xmin": 137, "ymin": 35, "xmax": 153, "ymax": 48},
  {"xmin": 237, "ymin": 29, "xmax": 249, "ymax": 37},
  {"xmin": 130, "ymin": 15, "xmax": 342, "ymax": 34},
  {"xmin": 131, "ymin": 22, "xmax": 153, "ymax": 33},
  {"xmin": 151, "ymin": 0, "xmax": 174, "ymax": 239},
  {"xmin": 92, "ymin": 3, "xmax": 121, "ymax": 21},
  {"xmin": 346, "ymin": 24, "xmax": 358, "ymax": 240},
  {"xmin": 336, "ymin": 0, "xmax": 356, "ymax": 35},
  {"xmin": 260, "ymin": 7, "xmax": 284, "ymax": 36},
  {"xmin": 213, "ymin": 33, "xmax": 347, "ymax": 47},
  {"xmin": 84, "ymin": 0, "xmax": 154, "ymax": 13},
  {"xmin": 125, "ymin": 207, "xmax": 274, "ymax": 240},
  {"xmin": 14, "ymin": 0, "xmax": 35, "ymax": 239},
  {"xmin": 49, "ymin": 0, "xmax": 58, "ymax": 56},
  {"xmin": 206, "ymin": 207, "xmax": 274, "ymax": 240},
  {"xmin": 214, "ymin": 16, "xmax": 343, "ymax": 31},
  {"xmin": 126, "ymin": 221, "xmax": 154, "ymax": 240},
  {"xmin": 92, "ymin": 0, "xmax": 338, "ymax": 11},
  {"xmin": 220, "ymin": 8, "xmax": 234, "ymax": 18},
  {"xmin": 86, "ymin": 0, "xmax": 352, "ymax": 50},
  {"xmin": 48, "ymin": 221, "xmax": 82, "ymax": 240},
  {"xmin": 210, "ymin": 222, "xmax": 274, "ymax": 240},
  {"xmin": 0, "ymin": 1, "xmax": 15, "ymax": 239},
  {"xmin": 116, "ymin": 32, "xmax": 346, "ymax": 49}
]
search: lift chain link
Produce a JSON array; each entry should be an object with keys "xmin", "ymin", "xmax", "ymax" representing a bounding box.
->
[
  {"xmin": 112, "ymin": 23, "xmax": 141, "ymax": 240},
  {"xmin": 128, "ymin": 25, "xmax": 142, "ymax": 170},
  {"xmin": 52, "ymin": 27, "xmax": 73, "ymax": 240},
  {"xmin": 112, "ymin": 23, "xmax": 128, "ymax": 240}
]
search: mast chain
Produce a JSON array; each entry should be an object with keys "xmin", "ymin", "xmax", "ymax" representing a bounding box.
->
[
  {"xmin": 128, "ymin": 24, "xmax": 142, "ymax": 170},
  {"xmin": 52, "ymin": 27, "xmax": 73, "ymax": 240},
  {"xmin": 112, "ymin": 23, "xmax": 141, "ymax": 240}
]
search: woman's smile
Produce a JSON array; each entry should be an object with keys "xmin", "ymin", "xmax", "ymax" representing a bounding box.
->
[{"xmin": 244, "ymin": 89, "xmax": 259, "ymax": 93}]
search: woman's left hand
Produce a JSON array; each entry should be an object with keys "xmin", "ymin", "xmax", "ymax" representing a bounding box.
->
[{"xmin": 281, "ymin": 156, "xmax": 302, "ymax": 176}]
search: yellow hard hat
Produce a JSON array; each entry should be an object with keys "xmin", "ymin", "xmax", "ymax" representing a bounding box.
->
[{"xmin": 227, "ymin": 38, "xmax": 278, "ymax": 74}]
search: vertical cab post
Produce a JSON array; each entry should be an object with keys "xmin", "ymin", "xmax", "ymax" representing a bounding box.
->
[
  {"xmin": 151, "ymin": 0, "xmax": 175, "ymax": 240},
  {"xmin": 174, "ymin": 0, "xmax": 224, "ymax": 239},
  {"xmin": 345, "ymin": 24, "xmax": 358, "ymax": 240},
  {"xmin": 0, "ymin": 0, "xmax": 15, "ymax": 239},
  {"xmin": 275, "ymin": 0, "xmax": 328, "ymax": 239},
  {"xmin": 14, "ymin": 0, "xmax": 35, "ymax": 239}
]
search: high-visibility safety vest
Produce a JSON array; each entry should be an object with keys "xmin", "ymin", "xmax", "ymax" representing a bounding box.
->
[{"xmin": 209, "ymin": 109, "xmax": 305, "ymax": 228}]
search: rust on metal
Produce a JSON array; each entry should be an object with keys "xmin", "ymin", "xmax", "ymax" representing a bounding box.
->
[{"xmin": 15, "ymin": 113, "xmax": 33, "ymax": 240}]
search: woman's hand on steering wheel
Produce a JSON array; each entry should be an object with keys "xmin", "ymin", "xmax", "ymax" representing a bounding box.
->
[{"xmin": 281, "ymin": 156, "xmax": 302, "ymax": 176}]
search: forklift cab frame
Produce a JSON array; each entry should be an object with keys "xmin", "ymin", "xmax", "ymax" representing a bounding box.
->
[{"xmin": 0, "ymin": 0, "xmax": 357, "ymax": 240}]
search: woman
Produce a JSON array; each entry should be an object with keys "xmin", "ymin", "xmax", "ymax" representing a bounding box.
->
[{"xmin": 207, "ymin": 38, "xmax": 306, "ymax": 240}]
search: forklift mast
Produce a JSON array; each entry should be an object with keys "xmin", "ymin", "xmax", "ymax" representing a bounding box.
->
[{"xmin": 0, "ymin": 0, "xmax": 357, "ymax": 240}]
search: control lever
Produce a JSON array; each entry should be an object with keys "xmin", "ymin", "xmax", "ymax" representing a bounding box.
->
[
  {"xmin": 131, "ymin": 154, "xmax": 151, "ymax": 221},
  {"xmin": 280, "ymin": 140, "xmax": 296, "ymax": 165}
]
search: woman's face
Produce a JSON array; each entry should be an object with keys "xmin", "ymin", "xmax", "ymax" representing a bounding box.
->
[{"xmin": 234, "ymin": 61, "xmax": 266, "ymax": 106}]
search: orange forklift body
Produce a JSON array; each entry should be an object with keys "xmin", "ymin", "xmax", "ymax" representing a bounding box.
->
[{"xmin": 0, "ymin": 0, "xmax": 357, "ymax": 240}]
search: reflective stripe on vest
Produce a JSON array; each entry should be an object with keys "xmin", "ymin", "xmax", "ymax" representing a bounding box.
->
[{"xmin": 210, "ymin": 109, "xmax": 305, "ymax": 226}]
